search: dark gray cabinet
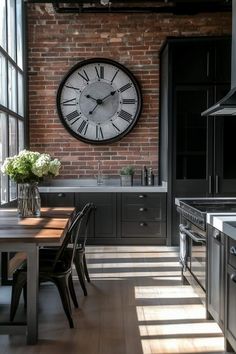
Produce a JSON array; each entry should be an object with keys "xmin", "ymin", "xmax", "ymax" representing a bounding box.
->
[
  {"xmin": 207, "ymin": 225, "xmax": 236, "ymax": 352},
  {"xmin": 75, "ymin": 193, "xmax": 117, "ymax": 240},
  {"xmin": 160, "ymin": 36, "xmax": 232, "ymax": 245},
  {"xmin": 40, "ymin": 191, "xmax": 167, "ymax": 245},
  {"xmin": 225, "ymin": 236, "xmax": 236, "ymax": 352},
  {"xmin": 207, "ymin": 225, "xmax": 225, "ymax": 330},
  {"xmin": 120, "ymin": 193, "xmax": 166, "ymax": 242}
]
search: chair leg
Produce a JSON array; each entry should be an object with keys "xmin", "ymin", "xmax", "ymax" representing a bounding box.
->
[
  {"xmin": 10, "ymin": 271, "xmax": 26, "ymax": 321},
  {"xmin": 54, "ymin": 276, "xmax": 74, "ymax": 328},
  {"xmin": 83, "ymin": 253, "xmax": 90, "ymax": 283},
  {"xmin": 74, "ymin": 257, "xmax": 87, "ymax": 296},
  {"xmin": 68, "ymin": 273, "xmax": 78, "ymax": 308}
]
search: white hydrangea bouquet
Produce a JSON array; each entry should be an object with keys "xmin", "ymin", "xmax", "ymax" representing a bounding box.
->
[{"xmin": 1, "ymin": 150, "xmax": 61, "ymax": 183}]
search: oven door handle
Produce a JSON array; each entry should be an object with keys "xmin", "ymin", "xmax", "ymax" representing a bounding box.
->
[{"xmin": 179, "ymin": 224, "xmax": 206, "ymax": 244}]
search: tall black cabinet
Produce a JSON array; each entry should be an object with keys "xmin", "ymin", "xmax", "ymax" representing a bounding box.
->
[{"xmin": 159, "ymin": 36, "xmax": 235, "ymax": 245}]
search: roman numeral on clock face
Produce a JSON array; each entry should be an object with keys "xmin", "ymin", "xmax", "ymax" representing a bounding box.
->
[
  {"xmin": 65, "ymin": 85, "xmax": 81, "ymax": 92},
  {"xmin": 119, "ymin": 83, "xmax": 132, "ymax": 93},
  {"xmin": 78, "ymin": 70, "xmax": 89, "ymax": 82},
  {"xmin": 66, "ymin": 110, "xmax": 81, "ymax": 121},
  {"xmin": 96, "ymin": 125, "xmax": 104, "ymax": 140},
  {"xmin": 62, "ymin": 98, "xmax": 76, "ymax": 106},
  {"xmin": 77, "ymin": 120, "xmax": 88, "ymax": 135},
  {"xmin": 95, "ymin": 66, "xmax": 104, "ymax": 80},
  {"xmin": 111, "ymin": 69, "xmax": 119, "ymax": 84},
  {"xmin": 122, "ymin": 98, "xmax": 135, "ymax": 104},
  {"xmin": 112, "ymin": 123, "xmax": 120, "ymax": 132},
  {"xmin": 118, "ymin": 109, "xmax": 133, "ymax": 122}
]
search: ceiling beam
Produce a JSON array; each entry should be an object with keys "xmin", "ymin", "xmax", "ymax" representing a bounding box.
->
[{"xmin": 25, "ymin": 0, "xmax": 232, "ymax": 15}]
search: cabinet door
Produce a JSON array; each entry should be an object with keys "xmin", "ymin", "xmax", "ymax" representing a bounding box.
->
[
  {"xmin": 214, "ymin": 114, "xmax": 236, "ymax": 196},
  {"xmin": 207, "ymin": 227, "xmax": 224, "ymax": 329},
  {"xmin": 174, "ymin": 85, "xmax": 213, "ymax": 195},
  {"xmin": 172, "ymin": 42, "xmax": 214, "ymax": 84},
  {"xmin": 75, "ymin": 193, "xmax": 116, "ymax": 239},
  {"xmin": 225, "ymin": 264, "xmax": 236, "ymax": 351},
  {"xmin": 215, "ymin": 38, "xmax": 231, "ymax": 83}
]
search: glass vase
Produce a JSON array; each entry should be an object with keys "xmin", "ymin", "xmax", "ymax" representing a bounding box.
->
[{"xmin": 17, "ymin": 183, "xmax": 41, "ymax": 218}]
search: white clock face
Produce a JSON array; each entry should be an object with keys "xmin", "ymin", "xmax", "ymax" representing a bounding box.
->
[{"xmin": 57, "ymin": 58, "xmax": 142, "ymax": 144}]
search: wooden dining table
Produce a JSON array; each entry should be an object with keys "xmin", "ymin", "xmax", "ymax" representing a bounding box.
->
[{"xmin": 0, "ymin": 207, "xmax": 75, "ymax": 345}]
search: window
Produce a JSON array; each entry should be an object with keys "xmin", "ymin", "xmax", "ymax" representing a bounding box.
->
[
  {"xmin": 0, "ymin": 54, "xmax": 7, "ymax": 106},
  {"xmin": 0, "ymin": 0, "xmax": 25, "ymax": 204},
  {"xmin": 0, "ymin": 1, "xmax": 6, "ymax": 50}
]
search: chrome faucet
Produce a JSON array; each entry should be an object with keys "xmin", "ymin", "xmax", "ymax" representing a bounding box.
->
[{"xmin": 97, "ymin": 161, "xmax": 104, "ymax": 185}]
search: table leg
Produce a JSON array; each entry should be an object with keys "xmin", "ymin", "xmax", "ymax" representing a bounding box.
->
[{"xmin": 26, "ymin": 244, "xmax": 39, "ymax": 345}]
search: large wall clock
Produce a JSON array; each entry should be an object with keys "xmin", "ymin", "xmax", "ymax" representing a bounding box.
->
[{"xmin": 56, "ymin": 58, "xmax": 142, "ymax": 144}]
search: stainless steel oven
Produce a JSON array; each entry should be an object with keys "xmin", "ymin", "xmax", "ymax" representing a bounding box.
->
[
  {"xmin": 179, "ymin": 222, "xmax": 206, "ymax": 291},
  {"xmin": 176, "ymin": 198, "xmax": 236, "ymax": 304}
]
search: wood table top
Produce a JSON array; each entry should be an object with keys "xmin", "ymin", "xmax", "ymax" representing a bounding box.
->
[{"xmin": 0, "ymin": 207, "xmax": 75, "ymax": 244}]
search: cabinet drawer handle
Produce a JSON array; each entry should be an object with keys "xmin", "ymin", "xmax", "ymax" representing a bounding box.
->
[
  {"xmin": 139, "ymin": 207, "xmax": 146, "ymax": 212},
  {"xmin": 230, "ymin": 273, "xmax": 236, "ymax": 283},
  {"xmin": 139, "ymin": 222, "xmax": 147, "ymax": 227},
  {"xmin": 138, "ymin": 195, "xmax": 145, "ymax": 198},
  {"xmin": 57, "ymin": 193, "xmax": 65, "ymax": 198},
  {"xmin": 230, "ymin": 246, "xmax": 236, "ymax": 255}
]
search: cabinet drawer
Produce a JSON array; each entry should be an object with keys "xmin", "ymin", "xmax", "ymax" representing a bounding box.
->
[
  {"xmin": 121, "ymin": 193, "xmax": 166, "ymax": 221},
  {"xmin": 122, "ymin": 205, "xmax": 161, "ymax": 221},
  {"xmin": 228, "ymin": 237, "xmax": 236, "ymax": 269},
  {"xmin": 121, "ymin": 221, "xmax": 166, "ymax": 238},
  {"xmin": 46, "ymin": 193, "xmax": 74, "ymax": 207}
]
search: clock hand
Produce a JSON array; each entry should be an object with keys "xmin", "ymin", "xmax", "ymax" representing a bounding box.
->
[
  {"xmin": 88, "ymin": 91, "xmax": 116, "ymax": 114},
  {"xmin": 86, "ymin": 94, "xmax": 97, "ymax": 101},
  {"xmin": 101, "ymin": 91, "xmax": 116, "ymax": 101},
  {"xmin": 89, "ymin": 103, "xmax": 99, "ymax": 115},
  {"xmin": 89, "ymin": 97, "xmax": 104, "ymax": 115}
]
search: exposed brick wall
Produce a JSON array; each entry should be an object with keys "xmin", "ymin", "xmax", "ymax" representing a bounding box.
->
[{"xmin": 27, "ymin": 4, "xmax": 231, "ymax": 179}]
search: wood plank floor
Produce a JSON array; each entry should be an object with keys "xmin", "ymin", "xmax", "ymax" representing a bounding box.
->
[{"xmin": 0, "ymin": 246, "xmax": 228, "ymax": 354}]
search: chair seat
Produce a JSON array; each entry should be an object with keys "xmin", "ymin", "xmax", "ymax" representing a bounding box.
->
[
  {"xmin": 39, "ymin": 245, "xmax": 89, "ymax": 296},
  {"xmin": 19, "ymin": 258, "xmax": 71, "ymax": 274}
]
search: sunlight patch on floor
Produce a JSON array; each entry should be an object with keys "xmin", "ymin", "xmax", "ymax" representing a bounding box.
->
[
  {"xmin": 135, "ymin": 286, "xmax": 199, "ymax": 299},
  {"xmin": 90, "ymin": 272, "xmax": 181, "ymax": 280},
  {"xmin": 87, "ymin": 262, "xmax": 181, "ymax": 269},
  {"xmin": 136, "ymin": 304, "xmax": 207, "ymax": 321},
  {"xmin": 86, "ymin": 252, "xmax": 179, "ymax": 259},
  {"xmin": 139, "ymin": 322, "xmax": 222, "ymax": 336},
  {"xmin": 141, "ymin": 337, "xmax": 224, "ymax": 354}
]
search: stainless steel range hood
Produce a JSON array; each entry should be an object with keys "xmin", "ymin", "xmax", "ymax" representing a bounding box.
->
[{"xmin": 202, "ymin": 0, "xmax": 236, "ymax": 116}]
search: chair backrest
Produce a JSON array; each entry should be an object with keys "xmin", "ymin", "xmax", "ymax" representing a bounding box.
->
[
  {"xmin": 72, "ymin": 202, "xmax": 95, "ymax": 250},
  {"xmin": 52, "ymin": 203, "xmax": 95, "ymax": 271}
]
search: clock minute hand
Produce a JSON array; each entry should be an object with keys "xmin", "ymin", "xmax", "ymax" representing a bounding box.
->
[{"xmin": 101, "ymin": 91, "xmax": 116, "ymax": 102}]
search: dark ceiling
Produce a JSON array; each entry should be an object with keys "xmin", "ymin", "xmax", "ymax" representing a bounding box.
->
[{"xmin": 25, "ymin": 0, "xmax": 232, "ymax": 14}]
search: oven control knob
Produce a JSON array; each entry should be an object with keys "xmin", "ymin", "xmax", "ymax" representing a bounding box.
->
[{"xmin": 213, "ymin": 231, "xmax": 221, "ymax": 241}]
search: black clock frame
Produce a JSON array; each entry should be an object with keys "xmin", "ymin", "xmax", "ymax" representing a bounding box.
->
[{"xmin": 56, "ymin": 58, "xmax": 142, "ymax": 144}]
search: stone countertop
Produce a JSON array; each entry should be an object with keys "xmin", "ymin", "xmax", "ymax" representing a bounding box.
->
[
  {"xmin": 175, "ymin": 197, "xmax": 236, "ymax": 206},
  {"xmin": 207, "ymin": 213, "xmax": 236, "ymax": 241},
  {"xmin": 38, "ymin": 179, "xmax": 167, "ymax": 193}
]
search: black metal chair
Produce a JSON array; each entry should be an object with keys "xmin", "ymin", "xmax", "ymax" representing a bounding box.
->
[
  {"xmin": 39, "ymin": 203, "xmax": 95, "ymax": 296},
  {"xmin": 10, "ymin": 203, "xmax": 94, "ymax": 328}
]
